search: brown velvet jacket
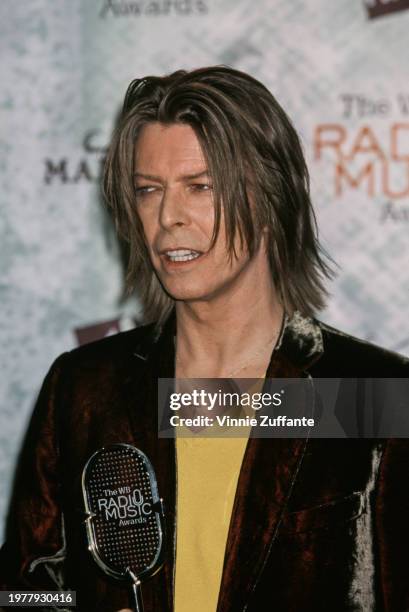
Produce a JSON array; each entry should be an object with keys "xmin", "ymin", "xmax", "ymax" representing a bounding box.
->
[{"xmin": 1, "ymin": 310, "xmax": 409, "ymax": 612}]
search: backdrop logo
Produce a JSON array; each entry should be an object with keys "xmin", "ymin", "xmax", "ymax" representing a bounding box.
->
[
  {"xmin": 314, "ymin": 92, "xmax": 409, "ymax": 222},
  {"xmin": 364, "ymin": 0, "xmax": 409, "ymax": 19},
  {"xmin": 44, "ymin": 130, "xmax": 107, "ymax": 184},
  {"xmin": 99, "ymin": 0, "xmax": 208, "ymax": 18}
]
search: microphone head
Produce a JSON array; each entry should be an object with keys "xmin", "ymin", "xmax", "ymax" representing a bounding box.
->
[{"xmin": 82, "ymin": 443, "xmax": 165, "ymax": 582}]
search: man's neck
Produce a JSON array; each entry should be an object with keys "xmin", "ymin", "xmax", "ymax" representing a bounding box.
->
[{"xmin": 174, "ymin": 283, "xmax": 285, "ymax": 379}]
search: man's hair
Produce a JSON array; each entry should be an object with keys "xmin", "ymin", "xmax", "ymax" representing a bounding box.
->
[{"xmin": 103, "ymin": 65, "xmax": 335, "ymax": 327}]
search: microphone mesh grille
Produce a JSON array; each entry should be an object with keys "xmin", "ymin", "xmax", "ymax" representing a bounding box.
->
[{"xmin": 85, "ymin": 445, "xmax": 162, "ymax": 576}]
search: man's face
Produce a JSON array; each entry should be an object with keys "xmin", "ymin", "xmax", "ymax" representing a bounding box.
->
[{"xmin": 134, "ymin": 122, "xmax": 264, "ymax": 303}]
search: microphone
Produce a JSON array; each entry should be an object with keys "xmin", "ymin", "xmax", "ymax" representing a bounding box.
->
[{"xmin": 82, "ymin": 444, "xmax": 165, "ymax": 612}]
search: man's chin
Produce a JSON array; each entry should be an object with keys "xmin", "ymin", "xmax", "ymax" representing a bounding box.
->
[
  {"xmin": 162, "ymin": 284, "xmax": 212, "ymax": 303},
  {"xmin": 166, "ymin": 291, "xmax": 208, "ymax": 303}
]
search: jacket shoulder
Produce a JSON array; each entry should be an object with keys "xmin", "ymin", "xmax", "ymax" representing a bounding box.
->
[
  {"xmin": 63, "ymin": 321, "xmax": 157, "ymax": 370},
  {"xmin": 313, "ymin": 319, "xmax": 409, "ymax": 377}
]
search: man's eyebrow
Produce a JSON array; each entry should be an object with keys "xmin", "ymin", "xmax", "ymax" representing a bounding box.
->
[{"xmin": 133, "ymin": 170, "xmax": 210, "ymax": 181}]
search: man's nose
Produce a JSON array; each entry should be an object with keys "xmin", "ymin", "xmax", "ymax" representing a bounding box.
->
[{"xmin": 159, "ymin": 187, "xmax": 190, "ymax": 229}]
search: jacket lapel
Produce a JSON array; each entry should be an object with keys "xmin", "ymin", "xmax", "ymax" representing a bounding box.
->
[
  {"xmin": 216, "ymin": 435, "xmax": 308, "ymax": 612},
  {"xmin": 216, "ymin": 311, "xmax": 324, "ymax": 612}
]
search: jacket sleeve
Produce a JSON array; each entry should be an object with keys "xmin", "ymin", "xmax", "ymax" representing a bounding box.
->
[
  {"xmin": 375, "ymin": 437, "xmax": 409, "ymax": 611},
  {"xmin": 0, "ymin": 353, "xmax": 70, "ymax": 590}
]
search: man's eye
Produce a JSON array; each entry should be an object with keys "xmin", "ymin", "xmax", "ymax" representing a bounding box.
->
[
  {"xmin": 135, "ymin": 186, "xmax": 156, "ymax": 196},
  {"xmin": 191, "ymin": 183, "xmax": 213, "ymax": 192}
]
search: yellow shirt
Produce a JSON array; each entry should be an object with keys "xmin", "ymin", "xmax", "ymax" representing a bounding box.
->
[
  {"xmin": 174, "ymin": 434, "xmax": 250, "ymax": 612},
  {"xmin": 174, "ymin": 379, "xmax": 263, "ymax": 612}
]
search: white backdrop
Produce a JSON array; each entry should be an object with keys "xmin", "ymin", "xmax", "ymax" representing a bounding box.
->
[{"xmin": 1, "ymin": 0, "xmax": 409, "ymax": 540}]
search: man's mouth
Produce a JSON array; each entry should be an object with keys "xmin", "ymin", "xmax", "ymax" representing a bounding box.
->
[{"xmin": 162, "ymin": 249, "xmax": 203, "ymax": 263}]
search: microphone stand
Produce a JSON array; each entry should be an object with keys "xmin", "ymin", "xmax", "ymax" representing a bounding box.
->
[{"xmin": 128, "ymin": 569, "xmax": 144, "ymax": 612}]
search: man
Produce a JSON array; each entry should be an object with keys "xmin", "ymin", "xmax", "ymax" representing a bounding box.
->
[{"xmin": 1, "ymin": 66, "xmax": 409, "ymax": 611}]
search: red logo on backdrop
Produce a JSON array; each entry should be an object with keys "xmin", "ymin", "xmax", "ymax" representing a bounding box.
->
[
  {"xmin": 313, "ymin": 87, "xmax": 409, "ymax": 223},
  {"xmin": 365, "ymin": 0, "xmax": 409, "ymax": 19},
  {"xmin": 314, "ymin": 121, "xmax": 409, "ymax": 199}
]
